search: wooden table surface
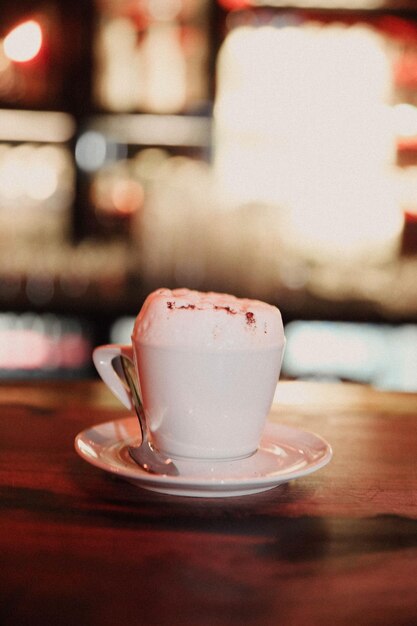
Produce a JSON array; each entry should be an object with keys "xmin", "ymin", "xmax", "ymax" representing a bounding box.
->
[{"xmin": 1, "ymin": 379, "xmax": 416, "ymax": 626}]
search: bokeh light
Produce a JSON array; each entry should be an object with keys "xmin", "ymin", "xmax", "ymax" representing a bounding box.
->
[{"xmin": 3, "ymin": 20, "xmax": 42, "ymax": 63}]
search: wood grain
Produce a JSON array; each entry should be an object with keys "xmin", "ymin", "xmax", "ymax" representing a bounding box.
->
[{"xmin": 1, "ymin": 380, "xmax": 416, "ymax": 626}]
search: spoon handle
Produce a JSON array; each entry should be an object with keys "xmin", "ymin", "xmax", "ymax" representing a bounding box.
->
[
  {"xmin": 121, "ymin": 355, "xmax": 179, "ymax": 477},
  {"xmin": 121, "ymin": 355, "xmax": 147, "ymax": 443}
]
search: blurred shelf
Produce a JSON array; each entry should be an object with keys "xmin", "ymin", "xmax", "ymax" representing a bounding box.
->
[
  {"xmin": 87, "ymin": 114, "xmax": 212, "ymax": 148},
  {"xmin": 1, "ymin": 247, "xmax": 417, "ymax": 326}
]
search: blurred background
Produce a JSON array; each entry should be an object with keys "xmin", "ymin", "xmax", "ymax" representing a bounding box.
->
[{"xmin": 2, "ymin": 0, "xmax": 417, "ymax": 390}]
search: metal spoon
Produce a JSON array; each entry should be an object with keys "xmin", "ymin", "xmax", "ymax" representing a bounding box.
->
[{"xmin": 120, "ymin": 355, "xmax": 179, "ymax": 477}]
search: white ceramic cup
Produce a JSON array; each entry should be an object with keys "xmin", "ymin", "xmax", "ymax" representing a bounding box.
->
[{"xmin": 93, "ymin": 339, "xmax": 285, "ymax": 461}]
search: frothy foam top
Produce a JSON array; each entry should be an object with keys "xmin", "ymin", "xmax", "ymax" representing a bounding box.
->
[{"xmin": 133, "ymin": 288, "xmax": 285, "ymax": 350}]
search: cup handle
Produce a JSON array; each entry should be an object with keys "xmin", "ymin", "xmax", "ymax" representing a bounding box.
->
[{"xmin": 93, "ymin": 344, "xmax": 135, "ymax": 410}]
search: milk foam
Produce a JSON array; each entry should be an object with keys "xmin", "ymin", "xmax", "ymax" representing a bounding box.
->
[{"xmin": 133, "ymin": 288, "xmax": 285, "ymax": 350}]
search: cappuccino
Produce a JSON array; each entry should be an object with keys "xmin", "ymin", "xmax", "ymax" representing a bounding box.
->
[
  {"xmin": 94, "ymin": 288, "xmax": 285, "ymax": 461},
  {"xmin": 133, "ymin": 288, "xmax": 285, "ymax": 350}
]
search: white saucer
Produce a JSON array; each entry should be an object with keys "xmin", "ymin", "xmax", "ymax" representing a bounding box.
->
[{"xmin": 75, "ymin": 417, "xmax": 332, "ymax": 498}]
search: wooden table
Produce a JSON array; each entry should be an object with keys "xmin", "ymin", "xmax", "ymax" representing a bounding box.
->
[{"xmin": 1, "ymin": 380, "xmax": 416, "ymax": 626}]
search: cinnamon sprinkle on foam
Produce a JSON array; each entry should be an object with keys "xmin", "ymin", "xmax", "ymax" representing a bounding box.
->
[{"xmin": 246, "ymin": 311, "xmax": 256, "ymax": 326}]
